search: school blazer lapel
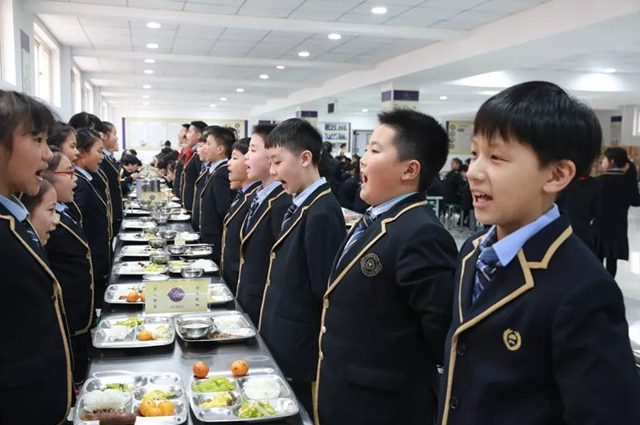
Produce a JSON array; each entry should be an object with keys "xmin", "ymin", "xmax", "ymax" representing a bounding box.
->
[
  {"xmin": 223, "ymin": 182, "xmax": 260, "ymax": 227},
  {"xmin": 75, "ymin": 171, "xmax": 108, "ymax": 211},
  {"xmin": 240, "ymin": 186, "xmax": 286, "ymax": 243},
  {"xmin": 200, "ymin": 163, "xmax": 228, "ymax": 196},
  {"xmin": 325, "ymin": 199, "xmax": 427, "ymax": 296}
]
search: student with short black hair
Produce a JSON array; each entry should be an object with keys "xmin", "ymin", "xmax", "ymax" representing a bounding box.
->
[
  {"xmin": 0, "ymin": 89, "xmax": 73, "ymax": 425},
  {"xmin": 436, "ymin": 81, "xmax": 640, "ymax": 425},
  {"xmin": 220, "ymin": 137, "xmax": 261, "ymax": 294},
  {"xmin": 199, "ymin": 126, "xmax": 234, "ymax": 264},
  {"xmin": 20, "ymin": 177, "xmax": 60, "ymax": 245},
  {"xmin": 99, "ymin": 121, "xmax": 123, "ymax": 235},
  {"xmin": 316, "ymin": 109, "xmax": 458, "ymax": 425},
  {"xmin": 119, "ymin": 154, "xmax": 141, "ymax": 197},
  {"xmin": 191, "ymin": 132, "xmax": 211, "ymax": 231},
  {"xmin": 259, "ymin": 118, "xmax": 345, "ymax": 417},
  {"xmin": 68, "ymin": 111, "xmax": 103, "ymax": 132},
  {"xmin": 180, "ymin": 120, "xmax": 207, "ymax": 212},
  {"xmin": 47, "ymin": 121, "xmax": 79, "ymax": 162},
  {"xmin": 173, "ymin": 123, "xmax": 191, "ymax": 199}
]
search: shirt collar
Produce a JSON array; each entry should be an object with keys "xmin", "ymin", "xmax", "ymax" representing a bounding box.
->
[
  {"xmin": 209, "ymin": 158, "xmax": 228, "ymax": 174},
  {"xmin": 241, "ymin": 180, "xmax": 260, "ymax": 193},
  {"xmin": 482, "ymin": 204, "xmax": 560, "ymax": 267},
  {"xmin": 293, "ymin": 177, "xmax": 326, "ymax": 207},
  {"xmin": 102, "ymin": 149, "xmax": 112, "ymax": 158},
  {"xmin": 0, "ymin": 194, "xmax": 29, "ymax": 221},
  {"xmin": 75, "ymin": 166, "xmax": 93, "ymax": 181},
  {"xmin": 191, "ymin": 145, "xmax": 198, "ymax": 152},
  {"xmin": 368, "ymin": 192, "xmax": 418, "ymax": 219},
  {"xmin": 255, "ymin": 181, "xmax": 280, "ymax": 206},
  {"xmin": 55, "ymin": 202, "xmax": 69, "ymax": 214}
]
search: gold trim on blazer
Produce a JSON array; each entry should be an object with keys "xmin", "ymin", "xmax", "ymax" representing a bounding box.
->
[
  {"xmin": 198, "ymin": 163, "xmax": 228, "ymax": 233},
  {"xmin": 180, "ymin": 152, "xmax": 196, "ymax": 206},
  {"xmin": 236, "ymin": 189, "xmax": 287, "ymax": 296},
  {"xmin": 97, "ymin": 168, "xmax": 113, "ymax": 240},
  {"xmin": 69, "ymin": 201, "xmax": 84, "ymax": 226},
  {"xmin": 220, "ymin": 183, "xmax": 260, "ymax": 279},
  {"xmin": 191, "ymin": 167, "xmax": 209, "ymax": 214},
  {"xmin": 257, "ymin": 188, "xmax": 332, "ymax": 331},
  {"xmin": 103, "ymin": 156, "xmax": 124, "ymax": 211},
  {"xmin": 75, "ymin": 171, "xmax": 111, "ymax": 255},
  {"xmin": 440, "ymin": 224, "xmax": 572, "ymax": 425},
  {"xmin": 1, "ymin": 213, "xmax": 73, "ymax": 425},
  {"xmin": 313, "ymin": 200, "xmax": 427, "ymax": 424}
]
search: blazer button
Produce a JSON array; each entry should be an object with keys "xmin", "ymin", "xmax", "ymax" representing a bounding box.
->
[
  {"xmin": 457, "ymin": 344, "xmax": 466, "ymax": 356},
  {"xmin": 450, "ymin": 397, "xmax": 459, "ymax": 411}
]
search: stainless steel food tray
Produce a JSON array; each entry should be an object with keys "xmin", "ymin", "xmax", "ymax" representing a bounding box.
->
[
  {"xmin": 92, "ymin": 315, "xmax": 175, "ymax": 349},
  {"xmin": 174, "ymin": 311, "xmax": 256, "ymax": 344},
  {"xmin": 104, "ymin": 283, "xmax": 233, "ymax": 306}
]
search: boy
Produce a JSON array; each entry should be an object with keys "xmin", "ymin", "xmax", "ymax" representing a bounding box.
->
[
  {"xmin": 99, "ymin": 121, "xmax": 123, "ymax": 235},
  {"xmin": 236, "ymin": 124, "xmax": 291, "ymax": 325},
  {"xmin": 220, "ymin": 137, "xmax": 261, "ymax": 294},
  {"xmin": 259, "ymin": 118, "xmax": 345, "ymax": 416},
  {"xmin": 173, "ymin": 123, "xmax": 190, "ymax": 200},
  {"xmin": 181, "ymin": 120, "xmax": 206, "ymax": 212},
  {"xmin": 315, "ymin": 109, "xmax": 458, "ymax": 425},
  {"xmin": 199, "ymin": 126, "xmax": 234, "ymax": 264},
  {"xmin": 191, "ymin": 131, "xmax": 211, "ymax": 232},
  {"xmin": 437, "ymin": 81, "xmax": 640, "ymax": 425}
]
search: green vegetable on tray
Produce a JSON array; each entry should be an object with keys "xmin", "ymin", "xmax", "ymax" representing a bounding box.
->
[
  {"xmin": 143, "ymin": 263, "xmax": 166, "ymax": 272},
  {"xmin": 142, "ymin": 389, "xmax": 177, "ymax": 400},
  {"xmin": 237, "ymin": 400, "xmax": 276, "ymax": 418},
  {"xmin": 192, "ymin": 376, "xmax": 236, "ymax": 393},
  {"xmin": 103, "ymin": 383, "xmax": 135, "ymax": 392},
  {"xmin": 114, "ymin": 317, "xmax": 144, "ymax": 327}
]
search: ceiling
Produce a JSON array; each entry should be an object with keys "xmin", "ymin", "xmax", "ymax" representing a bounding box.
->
[{"xmin": 26, "ymin": 0, "xmax": 640, "ymax": 119}]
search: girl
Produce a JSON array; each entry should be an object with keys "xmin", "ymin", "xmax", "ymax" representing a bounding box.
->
[
  {"xmin": 44, "ymin": 150, "xmax": 95, "ymax": 389},
  {"xmin": 593, "ymin": 147, "xmax": 640, "ymax": 277},
  {"xmin": 47, "ymin": 121, "xmax": 79, "ymax": 162},
  {"xmin": 74, "ymin": 128, "xmax": 110, "ymax": 308},
  {"xmin": 20, "ymin": 178, "xmax": 60, "ymax": 245},
  {"xmin": 0, "ymin": 90, "xmax": 73, "ymax": 424}
]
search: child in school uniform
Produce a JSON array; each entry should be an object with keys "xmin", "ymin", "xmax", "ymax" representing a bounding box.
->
[
  {"xmin": 556, "ymin": 174, "xmax": 600, "ymax": 252},
  {"xmin": 44, "ymin": 151, "xmax": 95, "ymax": 388},
  {"xmin": 191, "ymin": 133, "xmax": 211, "ymax": 232},
  {"xmin": 20, "ymin": 177, "xmax": 60, "ymax": 244},
  {"xmin": 173, "ymin": 123, "xmax": 190, "ymax": 201},
  {"xmin": 199, "ymin": 126, "xmax": 234, "ymax": 264},
  {"xmin": 0, "ymin": 90, "xmax": 73, "ymax": 425},
  {"xmin": 236, "ymin": 124, "xmax": 291, "ymax": 325},
  {"xmin": 99, "ymin": 121, "xmax": 124, "ymax": 235},
  {"xmin": 181, "ymin": 121, "xmax": 207, "ymax": 212},
  {"xmin": 220, "ymin": 137, "xmax": 261, "ymax": 294},
  {"xmin": 259, "ymin": 118, "xmax": 346, "ymax": 416},
  {"xmin": 315, "ymin": 109, "xmax": 458, "ymax": 425},
  {"xmin": 592, "ymin": 147, "xmax": 640, "ymax": 277},
  {"xmin": 74, "ymin": 128, "xmax": 111, "ymax": 309},
  {"xmin": 437, "ymin": 81, "xmax": 640, "ymax": 425}
]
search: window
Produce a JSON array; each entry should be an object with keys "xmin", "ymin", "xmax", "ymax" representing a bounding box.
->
[
  {"xmin": 84, "ymin": 82, "xmax": 94, "ymax": 113},
  {"xmin": 0, "ymin": 0, "xmax": 16, "ymax": 85},
  {"xmin": 72, "ymin": 67, "xmax": 82, "ymax": 113},
  {"xmin": 634, "ymin": 107, "xmax": 640, "ymax": 137},
  {"xmin": 101, "ymin": 102, "xmax": 109, "ymax": 121},
  {"xmin": 33, "ymin": 35, "xmax": 52, "ymax": 102}
]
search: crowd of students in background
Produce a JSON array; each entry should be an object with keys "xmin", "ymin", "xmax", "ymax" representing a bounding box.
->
[{"xmin": 2, "ymin": 81, "xmax": 640, "ymax": 425}]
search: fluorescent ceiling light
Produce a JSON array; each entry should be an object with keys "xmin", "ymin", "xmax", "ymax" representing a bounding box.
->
[
  {"xmin": 142, "ymin": 95, "xmax": 149, "ymax": 99},
  {"xmin": 371, "ymin": 6, "xmax": 387, "ymax": 14},
  {"xmin": 328, "ymin": 33, "xmax": 342, "ymax": 40},
  {"xmin": 439, "ymin": 96, "xmax": 448, "ymax": 100},
  {"xmin": 479, "ymin": 90, "xmax": 499, "ymax": 96},
  {"xmin": 146, "ymin": 22, "xmax": 161, "ymax": 29},
  {"xmin": 146, "ymin": 43, "xmax": 159, "ymax": 49},
  {"xmin": 144, "ymin": 69, "xmax": 154, "ymax": 74},
  {"xmin": 298, "ymin": 51, "xmax": 310, "ymax": 57},
  {"xmin": 144, "ymin": 58, "xmax": 155, "ymax": 64},
  {"xmin": 220, "ymin": 97, "xmax": 227, "ymax": 101},
  {"xmin": 603, "ymin": 68, "xmax": 616, "ymax": 73},
  {"xmin": 276, "ymin": 65, "xmax": 285, "ymax": 70},
  {"xmin": 362, "ymin": 108, "xmax": 368, "ymax": 112},
  {"xmin": 259, "ymin": 74, "xmax": 269, "ymax": 79},
  {"xmin": 209, "ymin": 104, "xmax": 216, "ymax": 107},
  {"xmin": 143, "ymin": 102, "xmax": 150, "ymax": 106},
  {"xmin": 236, "ymin": 88, "xmax": 244, "ymax": 93},
  {"xmin": 143, "ymin": 84, "xmax": 151, "ymax": 89}
]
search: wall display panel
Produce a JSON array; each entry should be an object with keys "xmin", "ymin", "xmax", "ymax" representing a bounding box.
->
[
  {"xmin": 322, "ymin": 121, "xmax": 351, "ymax": 152},
  {"xmin": 447, "ymin": 120, "xmax": 474, "ymax": 154}
]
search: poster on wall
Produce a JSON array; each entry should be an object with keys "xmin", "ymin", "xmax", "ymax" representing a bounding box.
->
[
  {"xmin": 610, "ymin": 116, "xmax": 622, "ymax": 145},
  {"xmin": 446, "ymin": 121, "xmax": 474, "ymax": 153}
]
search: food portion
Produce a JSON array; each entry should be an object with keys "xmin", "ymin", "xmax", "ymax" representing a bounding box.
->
[
  {"xmin": 199, "ymin": 391, "xmax": 236, "ymax": 408},
  {"xmin": 214, "ymin": 316, "xmax": 244, "ymax": 329},
  {"xmin": 142, "ymin": 389, "xmax": 178, "ymax": 400},
  {"xmin": 114, "ymin": 317, "xmax": 145, "ymax": 328},
  {"xmin": 231, "ymin": 360, "xmax": 249, "ymax": 377},
  {"xmin": 242, "ymin": 377, "xmax": 281, "ymax": 399},
  {"xmin": 137, "ymin": 325, "xmax": 170, "ymax": 341},
  {"xmin": 237, "ymin": 400, "xmax": 276, "ymax": 418},
  {"xmin": 192, "ymin": 376, "xmax": 236, "ymax": 393},
  {"xmin": 138, "ymin": 399, "xmax": 175, "ymax": 417},
  {"xmin": 138, "ymin": 330, "xmax": 153, "ymax": 341},
  {"xmin": 107, "ymin": 325, "xmax": 133, "ymax": 341},
  {"xmin": 103, "ymin": 383, "xmax": 135, "ymax": 393},
  {"xmin": 83, "ymin": 388, "xmax": 129, "ymax": 412},
  {"xmin": 80, "ymin": 410, "xmax": 137, "ymax": 424},
  {"xmin": 193, "ymin": 361, "xmax": 209, "ymax": 379}
]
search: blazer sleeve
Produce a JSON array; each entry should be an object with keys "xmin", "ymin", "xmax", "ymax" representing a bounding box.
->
[
  {"xmin": 395, "ymin": 222, "xmax": 457, "ymax": 365},
  {"xmin": 304, "ymin": 209, "xmax": 346, "ymax": 301},
  {"xmin": 212, "ymin": 175, "xmax": 234, "ymax": 218},
  {"xmin": 551, "ymin": 277, "xmax": 640, "ymax": 424}
]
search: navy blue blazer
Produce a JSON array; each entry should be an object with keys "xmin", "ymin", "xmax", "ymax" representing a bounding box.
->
[
  {"xmin": 46, "ymin": 210, "xmax": 94, "ymax": 336},
  {"xmin": 99, "ymin": 155, "xmax": 124, "ymax": 235},
  {"xmin": 199, "ymin": 163, "xmax": 233, "ymax": 264},
  {"xmin": 0, "ymin": 205, "xmax": 73, "ymax": 425},
  {"xmin": 181, "ymin": 153, "xmax": 202, "ymax": 213},
  {"xmin": 236, "ymin": 185, "xmax": 291, "ymax": 325},
  {"xmin": 220, "ymin": 181, "xmax": 261, "ymax": 295},
  {"xmin": 437, "ymin": 212, "xmax": 640, "ymax": 425},
  {"xmin": 315, "ymin": 194, "xmax": 458, "ymax": 425},
  {"xmin": 93, "ymin": 169, "xmax": 113, "ymax": 241},
  {"xmin": 259, "ymin": 183, "xmax": 345, "ymax": 383},
  {"xmin": 191, "ymin": 167, "xmax": 211, "ymax": 232},
  {"xmin": 174, "ymin": 154, "xmax": 185, "ymax": 200}
]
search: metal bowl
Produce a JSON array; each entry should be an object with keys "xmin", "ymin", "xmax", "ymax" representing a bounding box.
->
[
  {"xmin": 168, "ymin": 245, "xmax": 187, "ymax": 255},
  {"xmin": 181, "ymin": 267, "xmax": 204, "ymax": 278},
  {"xmin": 154, "ymin": 215, "xmax": 168, "ymax": 225},
  {"xmin": 177, "ymin": 319, "xmax": 212, "ymax": 339},
  {"xmin": 139, "ymin": 216, "xmax": 153, "ymax": 223},
  {"xmin": 149, "ymin": 238, "xmax": 167, "ymax": 249},
  {"xmin": 158, "ymin": 229, "xmax": 177, "ymax": 240},
  {"xmin": 139, "ymin": 200, "xmax": 152, "ymax": 208},
  {"xmin": 143, "ymin": 273, "xmax": 169, "ymax": 281},
  {"xmin": 150, "ymin": 251, "xmax": 170, "ymax": 264}
]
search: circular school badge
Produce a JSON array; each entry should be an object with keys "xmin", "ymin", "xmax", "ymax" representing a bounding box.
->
[
  {"xmin": 167, "ymin": 287, "xmax": 185, "ymax": 302},
  {"xmin": 502, "ymin": 328, "xmax": 522, "ymax": 351},
  {"xmin": 360, "ymin": 253, "xmax": 382, "ymax": 277}
]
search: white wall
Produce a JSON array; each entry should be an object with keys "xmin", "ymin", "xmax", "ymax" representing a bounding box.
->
[{"xmin": 621, "ymin": 105, "xmax": 640, "ymax": 147}]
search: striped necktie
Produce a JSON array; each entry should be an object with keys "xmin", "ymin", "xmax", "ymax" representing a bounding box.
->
[
  {"xmin": 244, "ymin": 196, "xmax": 260, "ymax": 233},
  {"xmin": 338, "ymin": 211, "xmax": 375, "ymax": 264},
  {"xmin": 230, "ymin": 190, "xmax": 243, "ymax": 208},
  {"xmin": 281, "ymin": 203, "xmax": 298, "ymax": 230},
  {"xmin": 22, "ymin": 219, "xmax": 44, "ymax": 253},
  {"xmin": 472, "ymin": 231, "xmax": 501, "ymax": 304}
]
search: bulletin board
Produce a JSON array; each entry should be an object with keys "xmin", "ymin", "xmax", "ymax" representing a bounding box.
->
[
  {"xmin": 123, "ymin": 117, "xmax": 248, "ymax": 151},
  {"xmin": 446, "ymin": 121, "xmax": 474, "ymax": 154}
]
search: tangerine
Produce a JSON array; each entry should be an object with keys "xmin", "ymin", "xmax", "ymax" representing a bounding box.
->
[
  {"xmin": 158, "ymin": 400, "xmax": 175, "ymax": 416},
  {"xmin": 193, "ymin": 360, "xmax": 209, "ymax": 379},
  {"xmin": 126, "ymin": 291, "xmax": 139, "ymax": 302},
  {"xmin": 145, "ymin": 406, "xmax": 163, "ymax": 417},
  {"xmin": 231, "ymin": 360, "xmax": 249, "ymax": 377},
  {"xmin": 138, "ymin": 330, "xmax": 153, "ymax": 341},
  {"xmin": 139, "ymin": 291, "xmax": 146, "ymax": 302},
  {"xmin": 139, "ymin": 399, "xmax": 156, "ymax": 416}
]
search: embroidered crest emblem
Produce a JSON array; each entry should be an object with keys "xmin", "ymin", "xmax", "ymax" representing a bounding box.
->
[
  {"xmin": 360, "ymin": 253, "xmax": 382, "ymax": 277},
  {"xmin": 502, "ymin": 328, "xmax": 522, "ymax": 351}
]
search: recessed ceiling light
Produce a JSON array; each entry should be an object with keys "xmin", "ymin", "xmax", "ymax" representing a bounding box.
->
[
  {"xmin": 209, "ymin": 104, "xmax": 216, "ymax": 108},
  {"xmin": 144, "ymin": 58, "xmax": 155, "ymax": 64},
  {"xmin": 371, "ymin": 6, "xmax": 387, "ymax": 14},
  {"xmin": 328, "ymin": 33, "xmax": 342, "ymax": 40},
  {"xmin": 143, "ymin": 84, "xmax": 151, "ymax": 89},
  {"xmin": 236, "ymin": 88, "xmax": 244, "ymax": 93},
  {"xmin": 144, "ymin": 69, "xmax": 154, "ymax": 74},
  {"xmin": 298, "ymin": 51, "xmax": 310, "ymax": 57},
  {"xmin": 146, "ymin": 43, "xmax": 159, "ymax": 49},
  {"xmin": 276, "ymin": 65, "xmax": 285, "ymax": 70},
  {"xmin": 362, "ymin": 108, "xmax": 368, "ymax": 112},
  {"xmin": 439, "ymin": 95, "xmax": 448, "ymax": 100},
  {"xmin": 479, "ymin": 90, "xmax": 499, "ymax": 96},
  {"xmin": 146, "ymin": 22, "xmax": 161, "ymax": 29},
  {"xmin": 220, "ymin": 97, "xmax": 227, "ymax": 101},
  {"xmin": 259, "ymin": 74, "xmax": 269, "ymax": 79},
  {"xmin": 143, "ymin": 102, "xmax": 150, "ymax": 106},
  {"xmin": 142, "ymin": 95, "xmax": 149, "ymax": 99},
  {"xmin": 603, "ymin": 67, "xmax": 616, "ymax": 73}
]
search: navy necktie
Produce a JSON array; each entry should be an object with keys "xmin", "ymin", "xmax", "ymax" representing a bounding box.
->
[
  {"xmin": 231, "ymin": 190, "xmax": 243, "ymax": 208},
  {"xmin": 472, "ymin": 231, "xmax": 501, "ymax": 304},
  {"xmin": 244, "ymin": 196, "xmax": 260, "ymax": 233},
  {"xmin": 338, "ymin": 211, "xmax": 375, "ymax": 264},
  {"xmin": 23, "ymin": 219, "xmax": 44, "ymax": 253},
  {"xmin": 281, "ymin": 203, "xmax": 298, "ymax": 230}
]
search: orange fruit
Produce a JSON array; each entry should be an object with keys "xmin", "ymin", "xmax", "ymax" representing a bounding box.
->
[
  {"xmin": 126, "ymin": 291, "xmax": 139, "ymax": 302},
  {"xmin": 231, "ymin": 360, "xmax": 249, "ymax": 377},
  {"xmin": 145, "ymin": 406, "xmax": 163, "ymax": 417},
  {"xmin": 193, "ymin": 360, "xmax": 209, "ymax": 379},
  {"xmin": 138, "ymin": 330, "xmax": 153, "ymax": 341},
  {"xmin": 158, "ymin": 400, "xmax": 175, "ymax": 416},
  {"xmin": 139, "ymin": 291, "xmax": 146, "ymax": 302},
  {"xmin": 139, "ymin": 399, "xmax": 156, "ymax": 416}
]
